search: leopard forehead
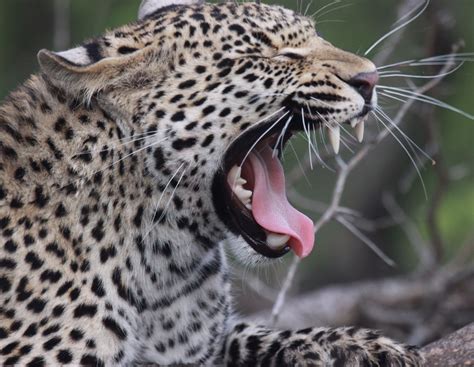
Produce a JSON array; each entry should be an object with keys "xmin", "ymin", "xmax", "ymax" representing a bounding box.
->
[{"xmin": 104, "ymin": 2, "xmax": 316, "ymax": 56}]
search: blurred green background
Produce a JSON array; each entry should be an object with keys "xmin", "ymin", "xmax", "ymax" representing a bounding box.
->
[{"xmin": 0, "ymin": 0, "xmax": 473, "ymax": 312}]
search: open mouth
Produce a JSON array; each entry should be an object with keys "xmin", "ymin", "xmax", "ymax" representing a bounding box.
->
[{"xmin": 212, "ymin": 109, "xmax": 369, "ymax": 259}]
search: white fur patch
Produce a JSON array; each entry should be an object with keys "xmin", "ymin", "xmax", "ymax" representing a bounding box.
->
[
  {"xmin": 57, "ymin": 47, "xmax": 90, "ymax": 66},
  {"xmin": 138, "ymin": 0, "xmax": 201, "ymax": 20}
]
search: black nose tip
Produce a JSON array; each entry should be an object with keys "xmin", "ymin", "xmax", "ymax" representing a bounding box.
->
[{"xmin": 348, "ymin": 71, "xmax": 379, "ymax": 104}]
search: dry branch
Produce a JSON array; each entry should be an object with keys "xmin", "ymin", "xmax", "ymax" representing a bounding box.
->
[
  {"xmin": 252, "ymin": 267, "xmax": 474, "ymax": 346},
  {"xmin": 422, "ymin": 322, "xmax": 474, "ymax": 366}
]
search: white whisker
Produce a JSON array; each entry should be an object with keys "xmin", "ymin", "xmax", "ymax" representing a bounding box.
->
[
  {"xmin": 301, "ymin": 108, "xmax": 314, "ymax": 170},
  {"xmin": 315, "ymin": 3, "xmax": 352, "ymax": 21},
  {"xmin": 288, "ymin": 140, "xmax": 312, "ymax": 186},
  {"xmin": 379, "ymin": 86, "xmax": 474, "ymax": 120},
  {"xmin": 82, "ymin": 137, "xmax": 169, "ymax": 183},
  {"xmin": 273, "ymin": 115, "xmax": 293, "ymax": 159},
  {"xmin": 379, "ymin": 62, "xmax": 464, "ymax": 79},
  {"xmin": 155, "ymin": 165, "xmax": 188, "ymax": 225},
  {"xmin": 375, "ymin": 106, "xmax": 435, "ymax": 164},
  {"xmin": 371, "ymin": 111, "xmax": 428, "ymax": 198},
  {"xmin": 304, "ymin": 0, "xmax": 315, "ymax": 16},
  {"xmin": 377, "ymin": 53, "xmax": 474, "ymax": 70},
  {"xmin": 143, "ymin": 162, "xmax": 187, "ymax": 240},
  {"xmin": 239, "ymin": 108, "xmax": 288, "ymax": 167},
  {"xmin": 378, "ymin": 91, "xmax": 411, "ymax": 104},
  {"xmin": 365, "ymin": 0, "xmax": 430, "ymax": 56},
  {"xmin": 311, "ymin": 0, "xmax": 343, "ymax": 19}
]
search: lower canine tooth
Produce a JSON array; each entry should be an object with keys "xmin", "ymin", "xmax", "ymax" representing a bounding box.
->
[
  {"xmin": 235, "ymin": 186, "xmax": 252, "ymax": 200},
  {"xmin": 328, "ymin": 125, "xmax": 340, "ymax": 154},
  {"xmin": 266, "ymin": 232, "xmax": 290, "ymax": 249},
  {"xmin": 355, "ymin": 121, "xmax": 365, "ymax": 142}
]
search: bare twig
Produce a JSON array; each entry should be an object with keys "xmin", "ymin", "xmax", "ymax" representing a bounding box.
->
[
  {"xmin": 382, "ymin": 192, "xmax": 435, "ymax": 271},
  {"xmin": 336, "ymin": 215, "xmax": 396, "ymax": 267}
]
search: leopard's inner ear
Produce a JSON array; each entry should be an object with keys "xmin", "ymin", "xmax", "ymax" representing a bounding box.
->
[{"xmin": 138, "ymin": 0, "xmax": 204, "ymax": 20}]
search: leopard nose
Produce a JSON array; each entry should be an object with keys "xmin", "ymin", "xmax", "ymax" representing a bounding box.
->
[{"xmin": 348, "ymin": 71, "xmax": 379, "ymax": 104}]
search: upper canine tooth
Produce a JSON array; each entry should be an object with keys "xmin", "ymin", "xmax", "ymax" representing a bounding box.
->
[
  {"xmin": 351, "ymin": 119, "xmax": 359, "ymax": 128},
  {"xmin": 227, "ymin": 165, "xmax": 242, "ymax": 186},
  {"xmin": 328, "ymin": 125, "xmax": 340, "ymax": 154},
  {"xmin": 355, "ymin": 120, "xmax": 365, "ymax": 142}
]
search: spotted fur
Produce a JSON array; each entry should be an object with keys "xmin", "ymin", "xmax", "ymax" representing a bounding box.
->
[{"xmin": 0, "ymin": 1, "xmax": 422, "ymax": 365}]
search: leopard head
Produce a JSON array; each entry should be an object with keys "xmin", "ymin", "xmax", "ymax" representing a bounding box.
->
[{"xmin": 38, "ymin": 0, "xmax": 378, "ymax": 262}]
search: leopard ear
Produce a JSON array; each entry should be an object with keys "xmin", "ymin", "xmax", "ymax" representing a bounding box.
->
[
  {"xmin": 138, "ymin": 0, "xmax": 204, "ymax": 20},
  {"xmin": 38, "ymin": 45, "xmax": 108, "ymax": 73},
  {"xmin": 37, "ymin": 44, "xmax": 159, "ymax": 101}
]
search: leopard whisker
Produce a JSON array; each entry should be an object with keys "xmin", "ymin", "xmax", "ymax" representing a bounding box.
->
[
  {"xmin": 378, "ymin": 85, "xmax": 474, "ymax": 120},
  {"xmin": 301, "ymin": 108, "xmax": 314, "ymax": 170},
  {"xmin": 69, "ymin": 130, "xmax": 168, "ymax": 158},
  {"xmin": 310, "ymin": 0, "xmax": 342, "ymax": 19},
  {"xmin": 315, "ymin": 111, "xmax": 354, "ymax": 153},
  {"xmin": 154, "ymin": 164, "xmax": 188, "ymax": 227},
  {"xmin": 303, "ymin": 0, "xmax": 315, "ymax": 17},
  {"xmin": 379, "ymin": 62, "xmax": 464, "ymax": 79},
  {"xmin": 142, "ymin": 162, "xmax": 188, "ymax": 242},
  {"xmin": 273, "ymin": 114, "xmax": 293, "ymax": 159},
  {"xmin": 314, "ymin": 3, "xmax": 352, "ymax": 21},
  {"xmin": 371, "ymin": 110, "xmax": 428, "ymax": 199},
  {"xmin": 232, "ymin": 107, "xmax": 288, "ymax": 192},
  {"xmin": 311, "ymin": 126, "xmax": 332, "ymax": 170},
  {"xmin": 303, "ymin": 103, "xmax": 332, "ymax": 169},
  {"xmin": 80, "ymin": 137, "xmax": 170, "ymax": 183},
  {"xmin": 239, "ymin": 108, "xmax": 288, "ymax": 168},
  {"xmin": 374, "ymin": 106, "xmax": 434, "ymax": 164},
  {"xmin": 288, "ymin": 139, "xmax": 313, "ymax": 186},
  {"xmin": 365, "ymin": 0, "xmax": 430, "ymax": 56},
  {"xmin": 308, "ymin": 96, "xmax": 358, "ymax": 144},
  {"xmin": 377, "ymin": 53, "xmax": 474, "ymax": 70}
]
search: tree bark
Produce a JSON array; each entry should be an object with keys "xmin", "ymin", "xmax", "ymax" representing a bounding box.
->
[
  {"xmin": 251, "ymin": 268, "xmax": 474, "ymax": 344},
  {"xmin": 422, "ymin": 323, "xmax": 474, "ymax": 366}
]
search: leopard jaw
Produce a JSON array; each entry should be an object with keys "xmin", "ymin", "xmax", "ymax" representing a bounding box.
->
[{"xmin": 227, "ymin": 165, "xmax": 290, "ymax": 250}]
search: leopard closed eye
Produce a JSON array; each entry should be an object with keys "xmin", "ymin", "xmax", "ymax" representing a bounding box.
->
[{"xmin": 0, "ymin": 0, "xmax": 423, "ymax": 365}]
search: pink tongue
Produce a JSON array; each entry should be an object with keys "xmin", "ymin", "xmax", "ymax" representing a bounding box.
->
[{"xmin": 249, "ymin": 145, "xmax": 315, "ymax": 258}]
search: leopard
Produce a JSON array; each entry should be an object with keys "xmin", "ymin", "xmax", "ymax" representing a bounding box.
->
[{"xmin": 0, "ymin": 0, "xmax": 424, "ymax": 365}]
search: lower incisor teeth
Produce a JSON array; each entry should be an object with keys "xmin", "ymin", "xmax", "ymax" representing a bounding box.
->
[{"xmin": 266, "ymin": 232, "xmax": 290, "ymax": 250}]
